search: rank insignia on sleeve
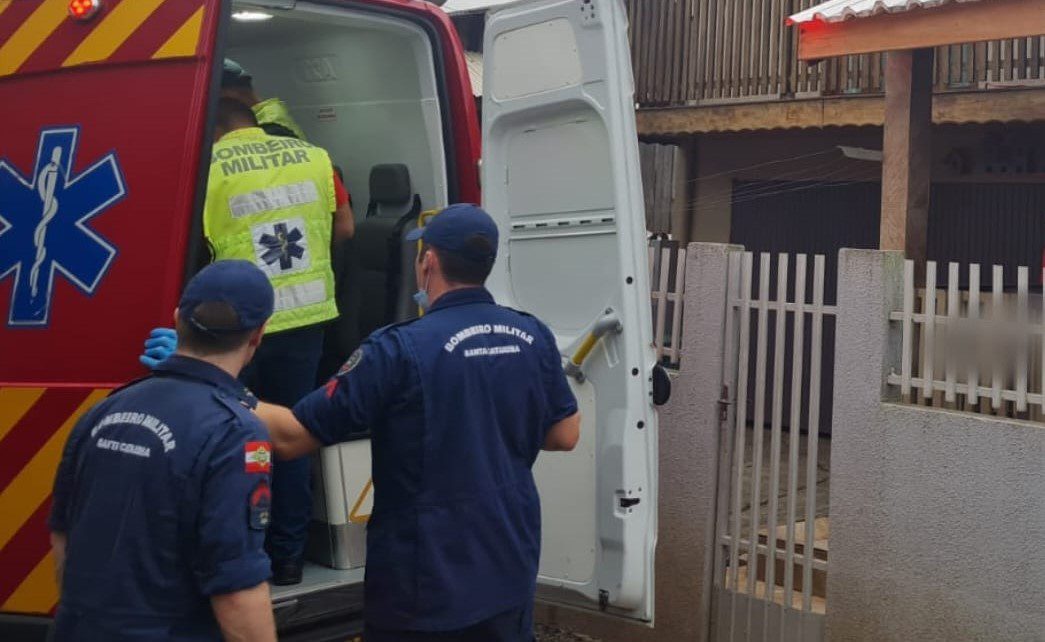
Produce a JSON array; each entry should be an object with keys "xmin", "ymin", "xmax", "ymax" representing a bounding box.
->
[
  {"xmin": 249, "ymin": 480, "xmax": 272, "ymax": 530},
  {"xmin": 245, "ymin": 441, "xmax": 272, "ymax": 473}
]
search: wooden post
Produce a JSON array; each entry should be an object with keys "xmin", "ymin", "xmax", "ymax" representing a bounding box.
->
[{"xmin": 880, "ymin": 48, "xmax": 934, "ymax": 265}]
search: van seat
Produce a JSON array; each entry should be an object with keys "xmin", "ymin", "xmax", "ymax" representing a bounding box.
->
[{"xmin": 320, "ymin": 164, "xmax": 421, "ymax": 383}]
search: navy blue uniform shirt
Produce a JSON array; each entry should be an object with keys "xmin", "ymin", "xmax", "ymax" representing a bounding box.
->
[
  {"xmin": 294, "ymin": 287, "xmax": 578, "ymax": 631},
  {"xmin": 49, "ymin": 356, "xmax": 273, "ymax": 641}
]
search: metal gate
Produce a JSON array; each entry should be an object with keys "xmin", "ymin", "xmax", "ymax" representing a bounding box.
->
[{"xmin": 710, "ymin": 251, "xmax": 835, "ymax": 641}]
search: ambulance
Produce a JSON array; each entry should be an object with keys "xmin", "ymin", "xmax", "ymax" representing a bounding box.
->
[{"xmin": 0, "ymin": 0, "xmax": 666, "ymax": 637}]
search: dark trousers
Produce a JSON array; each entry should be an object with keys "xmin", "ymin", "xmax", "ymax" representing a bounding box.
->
[
  {"xmin": 364, "ymin": 603, "xmax": 534, "ymax": 642},
  {"xmin": 240, "ymin": 323, "xmax": 325, "ymax": 562}
]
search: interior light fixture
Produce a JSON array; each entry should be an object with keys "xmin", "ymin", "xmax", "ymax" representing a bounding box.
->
[{"xmin": 232, "ymin": 10, "xmax": 274, "ymax": 22}]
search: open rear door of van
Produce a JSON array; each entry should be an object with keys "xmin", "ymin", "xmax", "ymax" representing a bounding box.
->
[
  {"xmin": 0, "ymin": 0, "xmax": 221, "ymax": 624},
  {"xmin": 482, "ymin": 0, "xmax": 658, "ymax": 623}
]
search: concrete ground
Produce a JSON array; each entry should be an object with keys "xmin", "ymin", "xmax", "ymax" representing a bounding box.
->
[{"xmin": 535, "ymin": 623, "xmax": 602, "ymax": 641}]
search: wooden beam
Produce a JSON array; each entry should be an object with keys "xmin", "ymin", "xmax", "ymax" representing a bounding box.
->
[
  {"xmin": 796, "ymin": 0, "xmax": 1045, "ymax": 60},
  {"xmin": 880, "ymin": 49, "xmax": 934, "ymax": 263},
  {"xmin": 635, "ymin": 88, "xmax": 1045, "ymax": 137}
]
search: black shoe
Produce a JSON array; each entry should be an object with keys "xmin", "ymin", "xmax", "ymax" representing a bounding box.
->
[{"xmin": 271, "ymin": 558, "xmax": 303, "ymax": 586}]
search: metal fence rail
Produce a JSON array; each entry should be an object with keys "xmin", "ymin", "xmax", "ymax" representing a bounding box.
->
[
  {"xmin": 888, "ymin": 260, "xmax": 1045, "ymax": 423},
  {"xmin": 649, "ymin": 238, "xmax": 687, "ymax": 368}
]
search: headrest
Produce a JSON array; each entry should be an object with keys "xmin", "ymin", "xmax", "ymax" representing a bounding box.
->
[{"xmin": 369, "ymin": 164, "xmax": 412, "ymax": 205}]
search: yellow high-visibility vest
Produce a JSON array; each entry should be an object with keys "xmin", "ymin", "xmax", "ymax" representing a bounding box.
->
[{"xmin": 204, "ymin": 127, "xmax": 338, "ymax": 334}]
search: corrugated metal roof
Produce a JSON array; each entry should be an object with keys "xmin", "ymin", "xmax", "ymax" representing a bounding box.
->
[
  {"xmin": 465, "ymin": 50, "xmax": 483, "ymax": 97},
  {"xmin": 788, "ymin": 0, "xmax": 983, "ymax": 25}
]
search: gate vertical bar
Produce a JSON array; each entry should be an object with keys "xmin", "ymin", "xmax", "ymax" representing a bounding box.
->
[
  {"xmin": 764, "ymin": 253, "xmax": 789, "ymax": 621},
  {"xmin": 802, "ymin": 255, "xmax": 825, "ymax": 613},
  {"xmin": 715, "ymin": 248, "xmax": 743, "ymax": 642},
  {"xmin": 783, "ymin": 254, "xmax": 806, "ymax": 615},
  {"xmin": 728, "ymin": 251, "xmax": 754, "ymax": 641},
  {"xmin": 747, "ymin": 253, "xmax": 772, "ymax": 631}
]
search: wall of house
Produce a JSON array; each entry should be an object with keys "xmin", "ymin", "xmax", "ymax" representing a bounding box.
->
[
  {"xmin": 681, "ymin": 122, "xmax": 1045, "ymax": 245},
  {"xmin": 828, "ymin": 249, "xmax": 1045, "ymax": 641}
]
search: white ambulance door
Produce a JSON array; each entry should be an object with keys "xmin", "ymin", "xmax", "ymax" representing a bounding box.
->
[{"xmin": 481, "ymin": 0, "xmax": 658, "ymax": 623}]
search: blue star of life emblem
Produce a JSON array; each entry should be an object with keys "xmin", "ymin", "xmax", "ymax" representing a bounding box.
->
[
  {"xmin": 259, "ymin": 222, "xmax": 306, "ymax": 271},
  {"xmin": 0, "ymin": 127, "xmax": 126, "ymax": 326}
]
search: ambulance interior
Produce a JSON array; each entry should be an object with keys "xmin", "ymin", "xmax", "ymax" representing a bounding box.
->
[{"xmin": 225, "ymin": 1, "xmax": 454, "ymax": 604}]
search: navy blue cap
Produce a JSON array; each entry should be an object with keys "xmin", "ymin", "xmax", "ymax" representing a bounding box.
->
[
  {"xmin": 222, "ymin": 58, "xmax": 252, "ymax": 87},
  {"xmin": 406, "ymin": 203, "xmax": 499, "ymax": 262},
  {"xmin": 178, "ymin": 260, "xmax": 273, "ymax": 333}
]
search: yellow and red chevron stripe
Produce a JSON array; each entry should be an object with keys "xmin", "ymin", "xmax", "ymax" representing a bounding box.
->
[
  {"xmin": 0, "ymin": 0, "xmax": 207, "ymax": 78},
  {"xmin": 0, "ymin": 386, "xmax": 109, "ymax": 615}
]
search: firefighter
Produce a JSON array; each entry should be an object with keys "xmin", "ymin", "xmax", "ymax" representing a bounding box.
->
[
  {"xmin": 256, "ymin": 205, "xmax": 582, "ymax": 642},
  {"xmin": 192, "ymin": 97, "xmax": 353, "ymax": 585},
  {"xmin": 50, "ymin": 261, "xmax": 277, "ymax": 642},
  {"xmin": 222, "ymin": 58, "xmax": 306, "ymax": 140}
]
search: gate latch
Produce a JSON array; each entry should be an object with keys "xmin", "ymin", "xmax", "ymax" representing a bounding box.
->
[{"xmin": 717, "ymin": 385, "xmax": 732, "ymax": 422}]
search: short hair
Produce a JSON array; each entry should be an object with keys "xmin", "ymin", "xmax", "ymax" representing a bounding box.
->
[
  {"xmin": 176, "ymin": 301, "xmax": 254, "ymax": 355},
  {"xmin": 423, "ymin": 236, "xmax": 495, "ymax": 286},
  {"xmin": 216, "ymin": 97, "xmax": 258, "ymax": 131}
]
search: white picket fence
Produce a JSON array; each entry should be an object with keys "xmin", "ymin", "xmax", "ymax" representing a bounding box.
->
[
  {"xmin": 887, "ymin": 261, "xmax": 1045, "ymax": 423},
  {"xmin": 649, "ymin": 238, "xmax": 687, "ymax": 368}
]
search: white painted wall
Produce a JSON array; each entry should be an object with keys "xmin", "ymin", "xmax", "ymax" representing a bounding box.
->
[{"xmin": 830, "ymin": 249, "xmax": 1045, "ymax": 641}]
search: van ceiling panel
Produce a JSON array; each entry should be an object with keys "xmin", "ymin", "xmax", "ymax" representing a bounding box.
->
[{"xmin": 228, "ymin": 2, "xmax": 448, "ymax": 211}]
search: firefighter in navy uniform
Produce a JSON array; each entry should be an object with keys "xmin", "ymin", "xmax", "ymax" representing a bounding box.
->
[
  {"xmin": 48, "ymin": 261, "xmax": 277, "ymax": 642},
  {"xmin": 168, "ymin": 97, "xmax": 353, "ymax": 586},
  {"xmin": 256, "ymin": 205, "xmax": 583, "ymax": 642}
]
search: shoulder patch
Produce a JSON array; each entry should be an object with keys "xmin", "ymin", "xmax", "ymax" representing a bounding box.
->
[
  {"xmin": 249, "ymin": 480, "xmax": 272, "ymax": 530},
  {"xmin": 245, "ymin": 441, "xmax": 272, "ymax": 473},
  {"xmin": 338, "ymin": 348, "xmax": 364, "ymax": 375}
]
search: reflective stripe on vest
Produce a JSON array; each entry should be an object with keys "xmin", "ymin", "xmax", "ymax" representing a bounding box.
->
[{"xmin": 204, "ymin": 127, "xmax": 338, "ymax": 334}]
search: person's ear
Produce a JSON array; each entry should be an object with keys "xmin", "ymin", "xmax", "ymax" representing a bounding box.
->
[
  {"xmin": 249, "ymin": 323, "xmax": 267, "ymax": 348},
  {"xmin": 172, "ymin": 308, "xmax": 179, "ymax": 325}
]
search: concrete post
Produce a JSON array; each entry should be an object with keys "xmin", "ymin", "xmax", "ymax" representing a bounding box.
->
[
  {"xmin": 826, "ymin": 248, "xmax": 905, "ymax": 642},
  {"xmin": 535, "ymin": 243, "xmax": 739, "ymax": 641}
]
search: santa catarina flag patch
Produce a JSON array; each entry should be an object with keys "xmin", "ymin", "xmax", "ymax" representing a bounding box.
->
[{"xmin": 245, "ymin": 441, "xmax": 272, "ymax": 473}]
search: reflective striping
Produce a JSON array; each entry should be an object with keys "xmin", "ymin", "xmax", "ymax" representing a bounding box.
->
[
  {"xmin": 0, "ymin": 388, "xmax": 45, "ymax": 444},
  {"xmin": 152, "ymin": 4, "xmax": 204, "ymax": 59},
  {"xmin": 63, "ymin": 0, "xmax": 166, "ymax": 67},
  {"xmin": 2, "ymin": 550, "xmax": 58, "ymax": 614},
  {"xmin": 0, "ymin": 0, "xmax": 67, "ymax": 76},
  {"xmin": 0, "ymin": 390, "xmax": 108, "ymax": 551},
  {"xmin": 273, "ymin": 279, "xmax": 327, "ymax": 312},
  {"xmin": 0, "ymin": 498, "xmax": 53, "ymax": 606},
  {"xmin": 348, "ymin": 479, "xmax": 373, "ymax": 524},
  {"xmin": 229, "ymin": 181, "xmax": 320, "ymax": 218}
]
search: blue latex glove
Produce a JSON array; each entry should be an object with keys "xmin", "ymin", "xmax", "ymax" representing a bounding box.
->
[{"xmin": 139, "ymin": 327, "xmax": 177, "ymax": 369}]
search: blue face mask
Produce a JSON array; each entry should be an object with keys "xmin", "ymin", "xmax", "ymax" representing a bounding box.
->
[
  {"xmin": 413, "ymin": 269, "xmax": 431, "ymax": 312},
  {"xmin": 412, "ymin": 288, "xmax": 430, "ymax": 312}
]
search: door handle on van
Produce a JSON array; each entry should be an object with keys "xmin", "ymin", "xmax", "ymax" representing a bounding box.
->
[{"xmin": 565, "ymin": 309, "xmax": 622, "ymax": 383}]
